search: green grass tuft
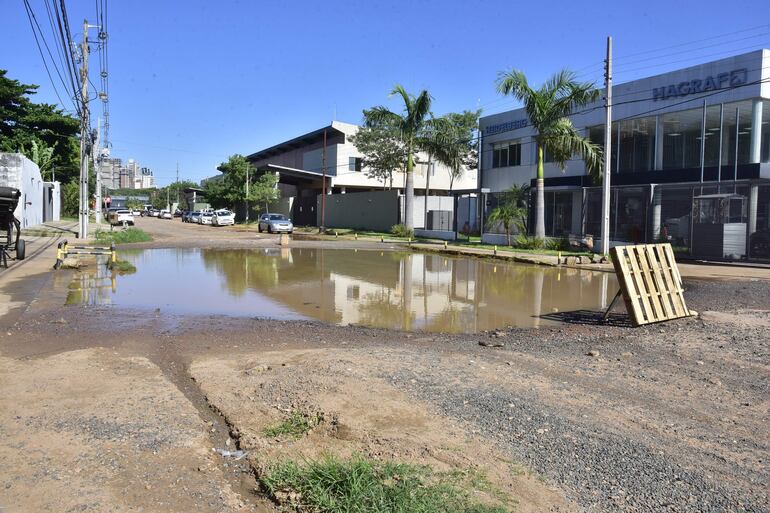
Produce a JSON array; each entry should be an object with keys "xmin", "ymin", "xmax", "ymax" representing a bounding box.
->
[
  {"xmin": 263, "ymin": 411, "xmax": 320, "ymax": 439},
  {"xmin": 260, "ymin": 456, "xmax": 510, "ymax": 513},
  {"xmin": 108, "ymin": 259, "xmax": 137, "ymax": 275},
  {"xmin": 94, "ymin": 228, "xmax": 152, "ymax": 244}
]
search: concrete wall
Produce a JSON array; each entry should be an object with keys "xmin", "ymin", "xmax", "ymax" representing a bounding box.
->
[
  {"xmin": 0, "ymin": 153, "xmax": 46, "ymax": 228},
  {"xmin": 318, "ymin": 190, "xmax": 399, "ymax": 231}
]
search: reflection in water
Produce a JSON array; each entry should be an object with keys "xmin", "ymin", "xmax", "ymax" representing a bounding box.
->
[{"xmin": 66, "ymin": 248, "xmax": 619, "ymax": 333}]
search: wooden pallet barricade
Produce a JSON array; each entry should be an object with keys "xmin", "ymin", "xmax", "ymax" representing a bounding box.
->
[{"xmin": 607, "ymin": 243, "xmax": 693, "ymax": 326}]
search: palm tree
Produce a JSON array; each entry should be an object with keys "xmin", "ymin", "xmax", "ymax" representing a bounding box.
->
[
  {"xmin": 496, "ymin": 70, "xmax": 602, "ymax": 240},
  {"xmin": 365, "ymin": 85, "xmax": 432, "ymax": 230},
  {"xmin": 487, "ymin": 184, "xmax": 529, "ymax": 246},
  {"xmin": 425, "ymin": 111, "xmax": 479, "ymax": 195}
]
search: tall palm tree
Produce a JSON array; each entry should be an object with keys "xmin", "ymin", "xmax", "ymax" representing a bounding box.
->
[
  {"xmin": 365, "ymin": 85, "xmax": 432, "ymax": 230},
  {"xmin": 496, "ymin": 69, "xmax": 602, "ymax": 240}
]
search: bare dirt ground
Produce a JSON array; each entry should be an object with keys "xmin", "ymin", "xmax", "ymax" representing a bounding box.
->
[{"xmin": 0, "ymin": 217, "xmax": 768, "ymax": 512}]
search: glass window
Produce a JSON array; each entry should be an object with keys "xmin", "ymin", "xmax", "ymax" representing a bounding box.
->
[
  {"xmin": 618, "ymin": 117, "xmax": 655, "ymax": 173},
  {"xmin": 721, "ymin": 102, "xmax": 753, "ymax": 169},
  {"xmin": 348, "ymin": 157, "xmax": 362, "ymax": 172},
  {"xmin": 703, "ymin": 105, "xmax": 722, "ymax": 167},
  {"xmin": 588, "ymin": 124, "xmax": 618, "ymax": 172},
  {"xmin": 583, "ymin": 187, "xmax": 647, "ymax": 242},
  {"xmin": 491, "ymin": 141, "xmax": 521, "ymax": 168},
  {"xmin": 662, "ymin": 108, "xmax": 702, "ymax": 170}
]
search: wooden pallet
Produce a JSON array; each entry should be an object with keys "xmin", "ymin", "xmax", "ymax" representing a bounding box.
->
[{"xmin": 609, "ymin": 243, "xmax": 692, "ymax": 326}]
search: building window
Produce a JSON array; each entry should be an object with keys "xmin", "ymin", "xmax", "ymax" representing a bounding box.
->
[
  {"xmin": 348, "ymin": 157, "xmax": 362, "ymax": 172},
  {"xmin": 492, "ymin": 141, "xmax": 521, "ymax": 168}
]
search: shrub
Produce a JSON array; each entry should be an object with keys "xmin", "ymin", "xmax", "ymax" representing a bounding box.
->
[
  {"xmin": 514, "ymin": 234, "xmax": 544, "ymax": 250},
  {"xmin": 263, "ymin": 411, "xmax": 320, "ymax": 439},
  {"xmin": 94, "ymin": 228, "xmax": 152, "ymax": 244},
  {"xmin": 391, "ymin": 224, "xmax": 414, "ymax": 239},
  {"xmin": 545, "ymin": 236, "xmax": 570, "ymax": 251}
]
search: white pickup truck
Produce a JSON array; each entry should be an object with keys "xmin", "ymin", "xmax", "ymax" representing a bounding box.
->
[{"xmin": 108, "ymin": 209, "xmax": 134, "ymax": 226}]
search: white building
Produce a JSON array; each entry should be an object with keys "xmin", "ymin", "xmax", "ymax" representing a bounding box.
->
[
  {"xmin": 479, "ymin": 49, "xmax": 770, "ymax": 261},
  {"xmin": 0, "ymin": 153, "xmax": 60, "ymax": 228},
  {"xmin": 244, "ymin": 121, "xmax": 477, "ymax": 226}
]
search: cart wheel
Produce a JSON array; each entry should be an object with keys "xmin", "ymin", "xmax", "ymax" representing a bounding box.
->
[{"xmin": 16, "ymin": 239, "xmax": 25, "ymax": 260}]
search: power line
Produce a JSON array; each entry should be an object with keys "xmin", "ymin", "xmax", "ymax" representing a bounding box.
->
[{"xmin": 21, "ymin": 0, "xmax": 71, "ymax": 109}]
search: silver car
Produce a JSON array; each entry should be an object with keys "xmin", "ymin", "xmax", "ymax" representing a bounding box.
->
[{"xmin": 258, "ymin": 213, "xmax": 293, "ymax": 233}]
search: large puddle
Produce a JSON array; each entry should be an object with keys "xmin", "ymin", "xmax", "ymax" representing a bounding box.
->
[{"xmin": 66, "ymin": 248, "xmax": 619, "ymax": 332}]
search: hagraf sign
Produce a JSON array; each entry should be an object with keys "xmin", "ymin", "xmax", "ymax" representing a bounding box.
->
[{"xmin": 652, "ymin": 68, "xmax": 748, "ymax": 101}]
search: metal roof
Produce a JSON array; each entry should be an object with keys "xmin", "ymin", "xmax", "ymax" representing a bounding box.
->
[{"xmin": 246, "ymin": 125, "xmax": 345, "ymax": 161}]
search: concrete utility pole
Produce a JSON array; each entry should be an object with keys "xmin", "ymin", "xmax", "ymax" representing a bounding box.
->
[
  {"xmin": 600, "ymin": 36, "xmax": 613, "ymax": 256},
  {"xmin": 78, "ymin": 19, "xmax": 90, "ymax": 239},
  {"xmin": 245, "ymin": 163, "xmax": 249, "ymax": 223},
  {"xmin": 95, "ymin": 117, "xmax": 102, "ymax": 224},
  {"xmin": 423, "ymin": 156, "xmax": 432, "ymax": 229}
]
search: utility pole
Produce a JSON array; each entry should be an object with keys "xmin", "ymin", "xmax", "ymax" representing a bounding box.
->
[
  {"xmin": 78, "ymin": 19, "xmax": 90, "ymax": 239},
  {"xmin": 176, "ymin": 162, "xmax": 180, "ymax": 206},
  {"xmin": 320, "ymin": 129, "xmax": 327, "ymax": 232},
  {"xmin": 245, "ymin": 163, "xmax": 250, "ymax": 223},
  {"xmin": 94, "ymin": 117, "xmax": 102, "ymax": 224},
  {"xmin": 600, "ymin": 36, "xmax": 612, "ymax": 256}
]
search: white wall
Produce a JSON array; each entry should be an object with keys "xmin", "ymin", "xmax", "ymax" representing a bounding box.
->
[{"xmin": 0, "ymin": 153, "xmax": 45, "ymax": 228}]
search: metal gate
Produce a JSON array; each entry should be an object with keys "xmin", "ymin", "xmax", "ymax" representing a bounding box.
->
[{"xmin": 292, "ymin": 195, "xmax": 317, "ymax": 226}]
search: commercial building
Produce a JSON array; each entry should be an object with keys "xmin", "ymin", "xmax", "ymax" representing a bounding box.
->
[
  {"xmin": 244, "ymin": 121, "xmax": 477, "ymax": 227},
  {"xmin": 479, "ymin": 49, "xmax": 770, "ymax": 261}
]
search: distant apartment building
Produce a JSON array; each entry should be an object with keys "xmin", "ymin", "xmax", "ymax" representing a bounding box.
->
[{"xmin": 98, "ymin": 157, "xmax": 155, "ymax": 190}]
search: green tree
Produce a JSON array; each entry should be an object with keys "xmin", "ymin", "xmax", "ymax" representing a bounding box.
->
[
  {"xmin": 487, "ymin": 184, "xmax": 530, "ymax": 246},
  {"xmin": 496, "ymin": 69, "xmax": 602, "ymax": 240},
  {"xmin": 364, "ymin": 86, "xmax": 432, "ymax": 230},
  {"xmin": 348, "ymin": 123, "xmax": 407, "ymax": 189},
  {"xmin": 422, "ymin": 110, "xmax": 480, "ymax": 194},
  {"xmin": 250, "ymin": 172, "xmax": 279, "ymax": 213},
  {"xmin": 61, "ymin": 181, "xmax": 79, "ymax": 217},
  {"xmin": 1, "ymin": 70, "xmax": 79, "ymax": 182}
]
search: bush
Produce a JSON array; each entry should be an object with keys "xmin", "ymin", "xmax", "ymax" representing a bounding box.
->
[
  {"xmin": 514, "ymin": 234, "xmax": 544, "ymax": 249},
  {"xmin": 391, "ymin": 224, "xmax": 414, "ymax": 239},
  {"xmin": 545, "ymin": 236, "xmax": 570, "ymax": 251}
]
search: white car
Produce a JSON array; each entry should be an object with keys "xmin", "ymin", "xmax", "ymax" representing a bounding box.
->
[
  {"xmin": 198, "ymin": 212, "xmax": 214, "ymax": 225},
  {"xmin": 212, "ymin": 209, "xmax": 235, "ymax": 226},
  {"xmin": 160, "ymin": 209, "xmax": 173, "ymax": 220},
  {"xmin": 108, "ymin": 209, "xmax": 134, "ymax": 226}
]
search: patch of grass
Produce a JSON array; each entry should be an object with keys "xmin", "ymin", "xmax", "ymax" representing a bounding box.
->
[
  {"xmin": 263, "ymin": 411, "xmax": 320, "ymax": 439},
  {"xmin": 108, "ymin": 259, "xmax": 137, "ymax": 275},
  {"xmin": 260, "ymin": 456, "xmax": 509, "ymax": 513},
  {"xmin": 94, "ymin": 228, "xmax": 152, "ymax": 244},
  {"xmin": 454, "ymin": 241, "xmax": 592, "ymax": 257}
]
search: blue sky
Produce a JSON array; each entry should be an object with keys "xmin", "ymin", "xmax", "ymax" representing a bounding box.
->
[{"xmin": 4, "ymin": 0, "xmax": 770, "ymax": 185}]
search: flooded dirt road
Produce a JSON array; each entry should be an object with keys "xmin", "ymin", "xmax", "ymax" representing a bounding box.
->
[
  {"xmin": 0, "ymin": 217, "xmax": 768, "ymax": 513},
  {"xmin": 65, "ymin": 246, "xmax": 618, "ymax": 332}
]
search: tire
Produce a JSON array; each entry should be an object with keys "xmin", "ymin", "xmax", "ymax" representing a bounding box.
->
[
  {"xmin": 16, "ymin": 239, "xmax": 25, "ymax": 260},
  {"xmin": 268, "ymin": 226, "xmax": 273, "ymax": 234},
  {"xmin": 258, "ymin": 225, "xmax": 262, "ymax": 233}
]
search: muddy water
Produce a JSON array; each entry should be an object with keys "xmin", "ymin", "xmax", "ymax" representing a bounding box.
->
[{"xmin": 66, "ymin": 248, "xmax": 619, "ymax": 332}]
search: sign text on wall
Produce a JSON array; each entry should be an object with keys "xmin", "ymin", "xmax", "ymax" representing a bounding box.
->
[
  {"xmin": 652, "ymin": 68, "xmax": 748, "ymax": 101},
  {"xmin": 484, "ymin": 118, "xmax": 528, "ymax": 135}
]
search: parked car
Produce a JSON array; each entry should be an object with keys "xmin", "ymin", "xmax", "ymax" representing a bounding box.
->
[
  {"xmin": 160, "ymin": 209, "xmax": 173, "ymax": 219},
  {"xmin": 108, "ymin": 209, "xmax": 134, "ymax": 226},
  {"xmin": 189, "ymin": 211, "xmax": 202, "ymax": 224},
  {"xmin": 132, "ymin": 209, "xmax": 142, "ymax": 216},
  {"xmin": 258, "ymin": 213, "xmax": 293, "ymax": 233},
  {"xmin": 149, "ymin": 209, "xmax": 160, "ymax": 217},
  {"xmin": 198, "ymin": 211, "xmax": 214, "ymax": 225},
  {"xmin": 173, "ymin": 209, "xmax": 183, "ymax": 217},
  {"xmin": 212, "ymin": 209, "xmax": 235, "ymax": 226},
  {"xmin": 181, "ymin": 210, "xmax": 191, "ymax": 222}
]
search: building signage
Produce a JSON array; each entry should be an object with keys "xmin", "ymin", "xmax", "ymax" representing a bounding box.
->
[
  {"xmin": 484, "ymin": 118, "xmax": 528, "ymax": 135},
  {"xmin": 652, "ymin": 68, "xmax": 748, "ymax": 101}
]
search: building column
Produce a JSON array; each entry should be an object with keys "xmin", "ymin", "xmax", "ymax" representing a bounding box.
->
[
  {"xmin": 651, "ymin": 184, "xmax": 662, "ymax": 242},
  {"xmin": 750, "ymin": 99, "xmax": 763, "ymax": 164},
  {"xmin": 748, "ymin": 184, "xmax": 759, "ymax": 235},
  {"xmin": 654, "ymin": 115, "xmax": 664, "ymax": 170}
]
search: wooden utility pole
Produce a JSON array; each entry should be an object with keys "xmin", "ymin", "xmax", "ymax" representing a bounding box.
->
[
  {"xmin": 600, "ymin": 36, "xmax": 613, "ymax": 256},
  {"xmin": 78, "ymin": 19, "xmax": 90, "ymax": 239}
]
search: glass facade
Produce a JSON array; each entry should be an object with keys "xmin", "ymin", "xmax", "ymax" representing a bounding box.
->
[
  {"xmin": 584, "ymin": 187, "xmax": 648, "ymax": 243},
  {"xmin": 587, "ymin": 99, "xmax": 765, "ymax": 173},
  {"xmin": 543, "ymin": 191, "xmax": 574, "ymax": 237}
]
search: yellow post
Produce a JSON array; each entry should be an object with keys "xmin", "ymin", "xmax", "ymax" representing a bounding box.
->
[
  {"xmin": 355, "ymin": 233, "xmax": 358, "ymax": 240},
  {"xmin": 494, "ymin": 245, "xmax": 497, "ymax": 255},
  {"xmin": 443, "ymin": 241, "xmax": 447, "ymax": 249},
  {"xmin": 335, "ymin": 231, "xmax": 338, "ymax": 238},
  {"xmin": 380, "ymin": 236, "xmax": 384, "ymax": 243}
]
